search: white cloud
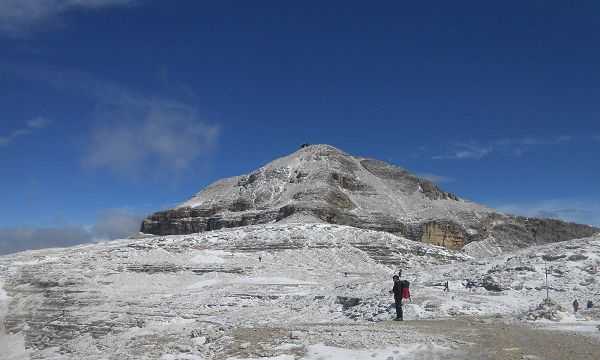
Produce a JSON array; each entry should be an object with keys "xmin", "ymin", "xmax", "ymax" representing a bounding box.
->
[
  {"xmin": 0, "ymin": 0, "xmax": 138, "ymax": 37},
  {"xmin": 89, "ymin": 210, "xmax": 142, "ymax": 240},
  {"xmin": 0, "ymin": 225, "xmax": 91, "ymax": 254},
  {"xmin": 431, "ymin": 135, "xmax": 576, "ymax": 160},
  {"xmin": 0, "ymin": 116, "xmax": 52, "ymax": 147},
  {"xmin": 83, "ymin": 100, "xmax": 220, "ymax": 180},
  {"xmin": 0, "ymin": 210, "xmax": 142, "ymax": 255},
  {"xmin": 492, "ymin": 135, "xmax": 573, "ymax": 147},
  {"xmin": 2, "ymin": 64, "xmax": 220, "ymax": 180},
  {"xmin": 494, "ymin": 198, "xmax": 600, "ymax": 227},
  {"xmin": 432, "ymin": 143, "xmax": 492, "ymax": 160},
  {"xmin": 27, "ymin": 116, "xmax": 52, "ymax": 128}
]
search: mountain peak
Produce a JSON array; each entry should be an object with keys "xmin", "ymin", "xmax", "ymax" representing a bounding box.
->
[
  {"xmin": 141, "ymin": 146, "xmax": 598, "ymax": 255},
  {"xmin": 177, "ymin": 144, "xmax": 461, "ymax": 211}
]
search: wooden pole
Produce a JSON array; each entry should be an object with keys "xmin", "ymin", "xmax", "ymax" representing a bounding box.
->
[{"xmin": 544, "ymin": 260, "xmax": 549, "ymax": 300}]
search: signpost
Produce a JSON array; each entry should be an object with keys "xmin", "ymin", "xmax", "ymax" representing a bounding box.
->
[{"xmin": 544, "ymin": 260, "xmax": 550, "ymax": 300}]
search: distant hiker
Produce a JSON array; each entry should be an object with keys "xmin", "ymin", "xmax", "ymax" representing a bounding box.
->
[
  {"xmin": 573, "ymin": 299, "xmax": 580, "ymax": 313},
  {"xmin": 464, "ymin": 279, "xmax": 474, "ymax": 289},
  {"xmin": 344, "ymin": 272, "xmax": 348, "ymax": 277},
  {"xmin": 587, "ymin": 300, "xmax": 593, "ymax": 309},
  {"xmin": 389, "ymin": 275, "xmax": 405, "ymax": 321},
  {"xmin": 258, "ymin": 256, "xmax": 262, "ymax": 262},
  {"xmin": 398, "ymin": 269, "xmax": 402, "ymax": 278},
  {"xmin": 443, "ymin": 281, "xmax": 449, "ymax": 292}
]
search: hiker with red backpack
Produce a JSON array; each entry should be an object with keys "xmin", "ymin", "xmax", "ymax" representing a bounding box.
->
[{"xmin": 389, "ymin": 275, "xmax": 410, "ymax": 321}]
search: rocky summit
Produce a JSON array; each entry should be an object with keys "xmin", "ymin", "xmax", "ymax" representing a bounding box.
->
[{"xmin": 141, "ymin": 144, "xmax": 597, "ymax": 256}]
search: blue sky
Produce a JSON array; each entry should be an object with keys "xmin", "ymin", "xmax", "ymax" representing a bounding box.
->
[{"xmin": 1, "ymin": 0, "xmax": 599, "ymax": 254}]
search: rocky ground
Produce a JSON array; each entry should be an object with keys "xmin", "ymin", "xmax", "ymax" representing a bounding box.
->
[
  {"xmin": 1, "ymin": 224, "xmax": 599, "ymax": 359},
  {"xmin": 222, "ymin": 317, "xmax": 600, "ymax": 360},
  {"xmin": 419, "ymin": 317, "xmax": 599, "ymax": 360}
]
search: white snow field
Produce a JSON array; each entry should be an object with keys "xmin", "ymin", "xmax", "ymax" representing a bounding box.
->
[{"xmin": 0, "ymin": 223, "xmax": 599, "ymax": 359}]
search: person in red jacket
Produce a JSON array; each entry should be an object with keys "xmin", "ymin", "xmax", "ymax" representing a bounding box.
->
[{"xmin": 573, "ymin": 299, "xmax": 580, "ymax": 313}]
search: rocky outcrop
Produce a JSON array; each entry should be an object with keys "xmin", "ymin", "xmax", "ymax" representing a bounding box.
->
[
  {"xmin": 140, "ymin": 144, "xmax": 599, "ymax": 253},
  {"xmin": 521, "ymin": 299, "xmax": 568, "ymax": 322},
  {"xmin": 420, "ymin": 221, "xmax": 469, "ymax": 250},
  {"xmin": 141, "ymin": 207, "xmax": 276, "ymax": 234},
  {"xmin": 466, "ymin": 213, "xmax": 599, "ymax": 252},
  {"xmin": 358, "ymin": 159, "xmax": 458, "ymax": 201}
]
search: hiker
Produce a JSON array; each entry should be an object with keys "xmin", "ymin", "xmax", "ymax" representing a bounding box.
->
[
  {"xmin": 587, "ymin": 300, "xmax": 593, "ymax": 309},
  {"xmin": 258, "ymin": 256, "xmax": 262, "ymax": 262},
  {"xmin": 389, "ymin": 275, "xmax": 408, "ymax": 321},
  {"xmin": 464, "ymin": 280, "xmax": 473, "ymax": 289},
  {"xmin": 573, "ymin": 299, "xmax": 580, "ymax": 312},
  {"xmin": 443, "ymin": 281, "xmax": 449, "ymax": 292}
]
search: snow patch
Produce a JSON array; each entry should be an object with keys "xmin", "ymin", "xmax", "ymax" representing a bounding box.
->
[
  {"xmin": 301, "ymin": 343, "xmax": 448, "ymax": 359},
  {"xmin": 186, "ymin": 279, "xmax": 218, "ymax": 289},
  {"xmin": 541, "ymin": 321, "xmax": 600, "ymax": 334},
  {"xmin": 0, "ymin": 279, "xmax": 30, "ymax": 359},
  {"xmin": 235, "ymin": 277, "xmax": 318, "ymax": 285},
  {"xmin": 227, "ymin": 355, "xmax": 294, "ymax": 360},
  {"xmin": 0, "ymin": 333, "xmax": 29, "ymax": 360},
  {"xmin": 0, "ymin": 279, "xmax": 8, "ymax": 301},
  {"xmin": 161, "ymin": 354, "xmax": 205, "ymax": 360},
  {"xmin": 190, "ymin": 250, "xmax": 227, "ymax": 264}
]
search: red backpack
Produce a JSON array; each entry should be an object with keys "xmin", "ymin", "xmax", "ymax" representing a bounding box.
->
[{"xmin": 400, "ymin": 280, "xmax": 411, "ymax": 299}]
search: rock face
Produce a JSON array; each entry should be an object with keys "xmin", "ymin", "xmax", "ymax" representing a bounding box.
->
[
  {"xmin": 140, "ymin": 144, "xmax": 598, "ymax": 255},
  {"xmin": 420, "ymin": 221, "xmax": 468, "ymax": 250}
]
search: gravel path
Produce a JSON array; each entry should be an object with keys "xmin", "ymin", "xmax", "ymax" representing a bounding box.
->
[
  {"xmin": 221, "ymin": 317, "xmax": 600, "ymax": 359},
  {"xmin": 417, "ymin": 317, "xmax": 599, "ymax": 360}
]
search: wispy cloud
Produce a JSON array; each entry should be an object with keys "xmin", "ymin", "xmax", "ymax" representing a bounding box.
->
[
  {"xmin": 432, "ymin": 142, "xmax": 493, "ymax": 160},
  {"xmin": 0, "ymin": 0, "xmax": 139, "ymax": 37},
  {"xmin": 492, "ymin": 135, "xmax": 573, "ymax": 147},
  {"xmin": 83, "ymin": 102, "xmax": 220, "ymax": 180},
  {"xmin": 89, "ymin": 210, "xmax": 143, "ymax": 240},
  {"xmin": 431, "ymin": 135, "xmax": 577, "ymax": 160},
  {"xmin": 0, "ymin": 210, "xmax": 143, "ymax": 255},
  {"xmin": 414, "ymin": 173, "xmax": 454, "ymax": 184},
  {"xmin": 0, "ymin": 116, "xmax": 52, "ymax": 147},
  {"xmin": 1, "ymin": 62, "xmax": 144, "ymax": 104},
  {"xmin": 2, "ymin": 64, "xmax": 220, "ymax": 181},
  {"xmin": 494, "ymin": 198, "xmax": 600, "ymax": 227}
]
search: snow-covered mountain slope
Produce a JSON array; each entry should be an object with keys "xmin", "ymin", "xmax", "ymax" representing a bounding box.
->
[
  {"xmin": 141, "ymin": 144, "xmax": 598, "ymax": 255},
  {"xmin": 1, "ymin": 224, "xmax": 599, "ymax": 359}
]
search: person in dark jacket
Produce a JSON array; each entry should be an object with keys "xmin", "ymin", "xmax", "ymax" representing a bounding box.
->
[{"xmin": 389, "ymin": 275, "xmax": 405, "ymax": 321}]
